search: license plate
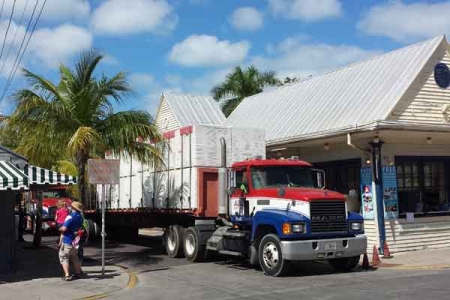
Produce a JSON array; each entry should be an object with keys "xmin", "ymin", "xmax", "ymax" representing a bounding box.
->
[{"xmin": 324, "ymin": 242, "xmax": 337, "ymax": 251}]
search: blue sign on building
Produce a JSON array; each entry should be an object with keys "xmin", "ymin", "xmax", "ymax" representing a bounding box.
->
[{"xmin": 361, "ymin": 166, "xmax": 399, "ymax": 220}]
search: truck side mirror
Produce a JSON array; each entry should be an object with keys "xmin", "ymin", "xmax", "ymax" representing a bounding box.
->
[
  {"xmin": 227, "ymin": 187, "xmax": 236, "ymax": 195},
  {"xmin": 312, "ymin": 169, "xmax": 326, "ymax": 189}
]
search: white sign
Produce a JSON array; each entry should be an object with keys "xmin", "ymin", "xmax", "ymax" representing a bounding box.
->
[{"xmin": 88, "ymin": 159, "xmax": 120, "ymax": 184}]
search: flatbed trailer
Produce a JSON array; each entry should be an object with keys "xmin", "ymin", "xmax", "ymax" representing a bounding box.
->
[{"xmin": 85, "ymin": 124, "xmax": 367, "ymax": 276}]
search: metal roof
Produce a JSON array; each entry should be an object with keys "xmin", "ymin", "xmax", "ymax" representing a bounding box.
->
[
  {"xmin": 163, "ymin": 93, "xmax": 226, "ymax": 127},
  {"xmin": 226, "ymin": 36, "xmax": 446, "ymax": 145}
]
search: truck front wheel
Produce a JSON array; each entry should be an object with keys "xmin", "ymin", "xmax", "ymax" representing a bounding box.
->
[
  {"xmin": 258, "ymin": 234, "xmax": 290, "ymax": 277},
  {"xmin": 165, "ymin": 225, "xmax": 184, "ymax": 258},
  {"xmin": 329, "ymin": 256, "xmax": 360, "ymax": 272}
]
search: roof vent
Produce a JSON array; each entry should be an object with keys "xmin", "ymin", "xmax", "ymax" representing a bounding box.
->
[
  {"xmin": 288, "ymin": 156, "xmax": 299, "ymax": 160},
  {"xmin": 254, "ymin": 155, "xmax": 263, "ymax": 160}
]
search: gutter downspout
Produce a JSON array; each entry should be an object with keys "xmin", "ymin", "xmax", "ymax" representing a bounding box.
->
[{"xmin": 346, "ymin": 132, "xmax": 370, "ymax": 155}]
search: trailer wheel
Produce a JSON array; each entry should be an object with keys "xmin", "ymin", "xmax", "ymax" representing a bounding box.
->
[
  {"xmin": 184, "ymin": 226, "xmax": 206, "ymax": 262},
  {"xmin": 258, "ymin": 234, "xmax": 290, "ymax": 277},
  {"xmin": 165, "ymin": 225, "xmax": 184, "ymax": 258},
  {"xmin": 329, "ymin": 256, "xmax": 360, "ymax": 272}
]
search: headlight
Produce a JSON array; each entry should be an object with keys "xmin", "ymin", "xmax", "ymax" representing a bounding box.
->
[
  {"xmin": 292, "ymin": 223, "xmax": 305, "ymax": 233},
  {"xmin": 282, "ymin": 223, "xmax": 306, "ymax": 234},
  {"xmin": 350, "ymin": 222, "xmax": 363, "ymax": 231}
]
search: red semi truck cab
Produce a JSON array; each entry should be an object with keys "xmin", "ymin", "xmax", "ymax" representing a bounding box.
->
[{"xmin": 26, "ymin": 186, "xmax": 72, "ymax": 234}]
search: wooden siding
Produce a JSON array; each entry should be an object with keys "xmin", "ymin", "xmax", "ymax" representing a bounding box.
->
[
  {"xmin": 155, "ymin": 98, "xmax": 180, "ymax": 132},
  {"xmin": 363, "ymin": 220, "xmax": 379, "ymax": 254},
  {"xmin": 389, "ymin": 42, "xmax": 450, "ymax": 124}
]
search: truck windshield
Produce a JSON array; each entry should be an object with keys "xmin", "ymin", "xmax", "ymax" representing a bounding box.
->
[
  {"xmin": 42, "ymin": 190, "xmax": 67, "ymax": 198},
  {"xmin": 251, "ymin": 166, "xmax": 319, "ymax": 189}
]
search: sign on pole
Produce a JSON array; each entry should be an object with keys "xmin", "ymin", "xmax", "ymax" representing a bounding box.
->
[
  {"xmin": 87, "ymin": 159, "xmax": 120, "ymax": 184},
  {"xmin": 87, "ymin": 159, "xmax": 120, "ymax": 276}
]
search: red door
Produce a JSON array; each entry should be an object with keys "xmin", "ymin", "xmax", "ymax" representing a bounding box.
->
[{"xmin": 198, "ymin": 168, "xmax": 218, "ymax": 217}]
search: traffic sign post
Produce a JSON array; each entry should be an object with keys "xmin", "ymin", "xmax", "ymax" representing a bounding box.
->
[{"xmin": 87, "ymin": 159, "xmax": 120, "ymax": 276}]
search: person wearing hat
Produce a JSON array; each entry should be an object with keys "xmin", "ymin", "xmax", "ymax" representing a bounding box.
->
[{"xmin": 58, "ymin": 201, "xmax": 85, "ymax": 281}]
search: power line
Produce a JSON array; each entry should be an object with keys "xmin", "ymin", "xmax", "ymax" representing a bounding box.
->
[
  {"xmin": 0, "ymin": 0, "xmax": 29, "ymax": 75},
  {"xmin": 0, "ymin": 0, "xmax": 17, "ymax": 63},
  {"xmin": 1, "ymin": 0, "xmax": 44, "ymax": 101},
  {"xmin": 0, "ymin": 0, "xmax": 5, "ymax": 19}
]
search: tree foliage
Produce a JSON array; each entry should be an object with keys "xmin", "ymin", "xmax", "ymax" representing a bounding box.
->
[
  {"xmin": 7, "ymin": 50, "xmax": 163, "ymax": 204},
  {"xmin": 211, "ymin": 66, "xmax": 281, "ymax": 117}
]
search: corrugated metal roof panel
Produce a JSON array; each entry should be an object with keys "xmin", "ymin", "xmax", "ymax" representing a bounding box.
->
[
  {"xmin": 163, "ymin": 93, "xmax": 226, "ymax": 127},
  {"xmin": 226, "ymin": 36, "xmax": 446, "ymax": 144}
]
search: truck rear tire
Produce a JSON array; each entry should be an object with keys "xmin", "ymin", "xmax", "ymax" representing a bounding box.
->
[
  {"xmin": 258, "ymin": 234, "xmax": 290, "ymax": 277},
  {"xmin": 329, "ymin": 256, "xmax": 360, "ymax": 272},
  {"xmin": 165, "ymin": 225, "xmax": 184, "ymax": 258},
  {"xmin": 184, "ymin": 226, "xmax": 206, "ymax": 262}
]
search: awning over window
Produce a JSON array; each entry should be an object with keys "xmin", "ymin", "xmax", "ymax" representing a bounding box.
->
[
  {"xmin": 23, "ymin": 165, "xmax": 77, "ymax": 185},
  {"xmin": 0, "ymin": 161, "xmax": 28, "ymax": 190}
]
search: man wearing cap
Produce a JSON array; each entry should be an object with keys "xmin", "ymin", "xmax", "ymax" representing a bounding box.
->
[{"xmin": 59, "ymin": 201, "xmax": 84, "ymax": 281}]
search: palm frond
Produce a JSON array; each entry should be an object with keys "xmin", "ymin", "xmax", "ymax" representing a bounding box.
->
[
  {"xmin": 68, "ymin": 126, "xmax": 103, "ymax": 157},
  {"xmin": 22, "ymin": 69, "xmax": 64, "ymax": 102}
]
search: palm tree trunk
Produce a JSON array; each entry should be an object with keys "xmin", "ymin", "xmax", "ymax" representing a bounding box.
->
[{"xmin": 76, "ymin": 153, "xmax": 88, "ymax": 205}]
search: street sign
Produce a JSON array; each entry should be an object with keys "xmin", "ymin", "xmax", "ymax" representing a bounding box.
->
[
  {"xmin": 87, "ymin": 158, "xmax": 120, "ymax": 276},
  {"xmin": 87, "ymin": 159, "xmax": 120, "ymax": 184}
]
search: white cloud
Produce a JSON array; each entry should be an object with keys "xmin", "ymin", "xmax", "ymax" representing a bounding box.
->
[
  {"xmin": 130, "ymin": 73, "xmax": 154, "ymax": 88},
  {"xmin": 169, "ymin": 35, "xmax": 250, "ymax": 67},
  {"xmin": 229, "ymin": 7, "xmax": 263, "ymax": 31},
  {"xmin": 0, "ymin": 21, "xmax": 92, "ymax": 70},
  {"xmin": 91, "ymin": 0, "xmax": 177, "ymax": 36},
  {"xmin": 140, "ymin": 69, "xmax": 231, "ymax": 115},
  {"xmin": 3, "ymin": 0, "xmax": 90, "ymax": 23},
  {"xmin": 29, "ymin": 24, "xmax": 93, "ymax": 68},
  {"xmin": 251, "ymin": 37, "xmax": 381, "ymax": 78},
  {"xmin": 268, "ymin": 0, "xmax": 342, "ymax": 21},
  {"xmin": 357, "ymin": 1, "xmax": 450, "ymax": 42}
]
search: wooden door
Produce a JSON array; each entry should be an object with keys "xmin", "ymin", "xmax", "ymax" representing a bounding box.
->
[{"xmin": 198, "ymin": 169, "xmax": 218, "ymax": 217}]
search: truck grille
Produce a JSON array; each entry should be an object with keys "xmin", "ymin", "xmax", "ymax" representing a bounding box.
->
[
  {"xmin": 310, "ymin": 201, "xmax": 347, "ymax": 233},
  {"xmin": 47, "ymin": 206, "xmax": 57, "ymax": 219}
]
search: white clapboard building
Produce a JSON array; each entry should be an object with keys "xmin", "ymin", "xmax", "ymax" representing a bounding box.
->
[{"xmin": 227, "ymin": 35, "xmax": 450, "ymax": 254}]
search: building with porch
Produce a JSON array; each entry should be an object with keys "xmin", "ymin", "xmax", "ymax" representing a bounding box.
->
[{"xmin": 227, "ymin": 35, "xmax": 450, "ymax": 254}]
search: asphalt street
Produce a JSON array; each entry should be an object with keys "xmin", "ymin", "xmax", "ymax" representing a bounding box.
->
[{"xmin": 74, "ymin": 234, "xmax": 450, "ymax": 300}]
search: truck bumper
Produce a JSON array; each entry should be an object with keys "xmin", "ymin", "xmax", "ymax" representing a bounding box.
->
[{"xmin": 281, "ymin": 235, "xmax": 367, "ymax": 261}]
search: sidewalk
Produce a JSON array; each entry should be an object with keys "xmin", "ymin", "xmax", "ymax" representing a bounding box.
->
[
  {"xmin": 369, "ymin": 248, "xmax": 450, "ymax": 270},
  {"xmin": 0, "ymin": 236, "xmax": 131, "ymax": 300}
]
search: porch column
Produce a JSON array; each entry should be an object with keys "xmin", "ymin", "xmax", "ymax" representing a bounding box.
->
[{"xmin": 370, "ymin": 139, "xmax": 386, "ymax": 255}]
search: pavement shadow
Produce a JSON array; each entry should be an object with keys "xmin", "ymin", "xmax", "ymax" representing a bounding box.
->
[
  {"xmin": 86, "ymin": 248, "xmax": 164, "ymax": 268},
  {"xmin": 0, "ymin": 240, "xmax": 63, "ymax": 284}
]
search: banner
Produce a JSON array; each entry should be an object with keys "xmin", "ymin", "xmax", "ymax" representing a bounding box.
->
[
  {"xmin": 382, "ymin": 166, "xmax": 399, "ymax": 219},
  {"xmin": 360, "ymin": 166, "xmax": 399, "ymax": 220},
  {"xmin": 361, "ymin": 167, "xmax": 374, "ymax": 219}
]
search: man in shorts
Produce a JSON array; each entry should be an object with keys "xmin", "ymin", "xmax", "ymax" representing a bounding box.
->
[{"xmin": 59, "ymin": 201, "xmax": 84, "ymax": 281}]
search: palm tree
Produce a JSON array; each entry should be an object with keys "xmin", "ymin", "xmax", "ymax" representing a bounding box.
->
[
  {"xmin": 211, "ymin": 66, "xmax": 281, "ymax": 117},
  {"xmin": 8, "ymin": 50, "xmax": 163, "ymax": 206}
]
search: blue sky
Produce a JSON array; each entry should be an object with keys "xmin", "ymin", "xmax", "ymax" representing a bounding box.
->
[{"xmin": 0, "ymin": 0, "xmax": 449, "ymax": 116}]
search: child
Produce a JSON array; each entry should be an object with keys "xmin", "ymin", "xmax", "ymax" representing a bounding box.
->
[{"xmin": 55, "ymin": 200, "xmax": 69, "ymax": 243}]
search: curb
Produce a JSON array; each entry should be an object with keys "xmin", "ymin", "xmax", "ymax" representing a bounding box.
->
[
  {"xmin": 76, "ymin": 266, "xmax": 138, "ymax": 300},
  {"xmin": 380, "ymin": 263, "xmax": 450, "ymax": 271}
]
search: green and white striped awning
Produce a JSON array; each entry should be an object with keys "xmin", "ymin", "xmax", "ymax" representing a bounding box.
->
[
  {"xmin": 0, "ymin": 161, "xmax": 28, "ymax": 190},
  {"xmin": 24, "ymin": 165, "xmax": 77, "ymax": 185}
]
